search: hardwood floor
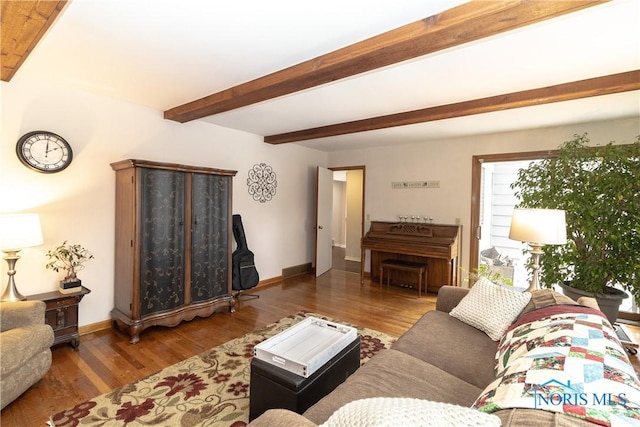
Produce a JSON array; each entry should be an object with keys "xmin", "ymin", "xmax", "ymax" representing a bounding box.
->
[
  {"xmin": 1, "ymin": 270, "xmax": 639, "ymax": 426},
  {"xmin": 332, "ymin": 246, "xmax": 361, "ymax": 274}
]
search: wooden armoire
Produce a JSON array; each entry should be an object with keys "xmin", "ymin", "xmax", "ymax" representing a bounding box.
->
[{"xmin": 110, "ymin": 159, "xmax": 237, "ymax": 343}]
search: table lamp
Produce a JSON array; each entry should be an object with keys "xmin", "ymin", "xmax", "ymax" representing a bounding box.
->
[
  {"xmin": 0, "ymin": 213, "xmax": 44, "ymax": 301},
  {"xmin": 509, "ymin": 208, "xmax": 567, "ymax": 292}
]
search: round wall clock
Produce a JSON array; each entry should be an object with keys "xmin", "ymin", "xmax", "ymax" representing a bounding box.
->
[{"xmin": 16, "ymin": 131, "xmax": 73, "ymax": 173}]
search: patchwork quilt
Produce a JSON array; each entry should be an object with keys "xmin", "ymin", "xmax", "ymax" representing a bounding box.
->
[{"xmin": 473, "ymin": 305, "xmax": 640, "ymax": 426}]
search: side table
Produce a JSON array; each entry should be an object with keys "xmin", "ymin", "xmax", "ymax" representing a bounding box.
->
[{"xmin": 28, "ymin": 286, "xmax": 91, "ymax": 348}]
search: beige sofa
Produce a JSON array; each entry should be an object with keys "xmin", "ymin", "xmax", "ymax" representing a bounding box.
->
[
  {"xmin": 0, "ymin": 300, "xmax": 54, "ymax": 410},
  {"xmin": 248, "ymin": 286, "xmax": 639, "ymax": 426}
]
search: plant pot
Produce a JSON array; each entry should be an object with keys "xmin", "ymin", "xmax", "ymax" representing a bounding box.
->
[
  {"xmin": 60, "ymin": 278, "xmax": 82, "ymax": 289},
  {"xmin": 559, "ymin": 282, "xmax": 628, "ymax": 325}
]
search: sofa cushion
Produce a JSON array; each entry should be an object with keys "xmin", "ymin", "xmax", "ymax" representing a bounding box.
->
[
  {"xmin": 302, "ymin": 349, "xmax": 483, "ymax": 425},
  {"xmin": 518, "ymin": 288, "xmax": 579, "ymax": 319},
  {"xmin": 450, "ymin": 276, "xmax": 531, "ymax": 341},
  {"xmin": 391, "ymin": 310, "xmax": 498, "ymax": 389},
  {"xmin": 0, "ymin": 323, "xmax": 54, "ymax": 376},
  {"xmin": 435, "ymin": 286, "xmax": 470, "ymax": 313},
  {"xmin": 320, "ymin": 398, "xmax": 500, "ymax": 427},
  {"xmin": 248, "ymin": 409, "xmax": 319, "ymax": 427}
]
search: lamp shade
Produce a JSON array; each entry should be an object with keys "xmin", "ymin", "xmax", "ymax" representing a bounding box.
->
[
  {"xmin": 0, "ymin": 214, "xmax": 44, "ymax": 251},
  {"xmin": 509, "ymin": 208, "xmax": 567, "ymax": 245}
]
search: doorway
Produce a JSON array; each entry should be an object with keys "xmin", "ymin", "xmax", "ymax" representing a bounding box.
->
[
  {"xmin": 470, "ymin": 150, "xmax": 557, "ymax": 285},
  {"xmin": 476, "ymin": 159, "xmax": 541, "ymax": 288},
  {"xmin": 331, "ymin": 168, "xmax": 364, "ymax": 273},
  {"xmin": 314, "ymin": 166, "xmax": 365, "ymax": 276}
]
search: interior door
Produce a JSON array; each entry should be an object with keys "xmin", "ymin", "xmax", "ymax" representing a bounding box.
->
[{"xmin": 315, "ymin": 167, "xmax": 333, "ymax": 276}]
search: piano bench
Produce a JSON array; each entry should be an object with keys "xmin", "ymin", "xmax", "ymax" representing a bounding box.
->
[{"xmin": 379, "ymin": 259, "xmax": 427, "ymax": 297}]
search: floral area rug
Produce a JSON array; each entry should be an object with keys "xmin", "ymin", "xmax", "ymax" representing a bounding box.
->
[{"xmin": 49, "ymin": 311, "xmax": 396, "ymax": 427}]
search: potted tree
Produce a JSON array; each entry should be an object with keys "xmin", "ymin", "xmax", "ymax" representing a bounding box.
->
[
  {"xmin": 46, "ymin": 241, "xmax": 94, "ymax": 292},
  {"xmin": 511, "ymin": 133, "xmax": 640, "ymax": 324}
]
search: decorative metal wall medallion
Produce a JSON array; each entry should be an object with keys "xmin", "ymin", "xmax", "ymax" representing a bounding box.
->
[{"xmin": 247, "ymin": 163, "xmax": 277, "ymax": 203}]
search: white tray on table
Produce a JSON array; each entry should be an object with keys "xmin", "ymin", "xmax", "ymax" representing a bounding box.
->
[{"xmin": 253, "ymin": 317, "xmax": 358, "ymax": 377}]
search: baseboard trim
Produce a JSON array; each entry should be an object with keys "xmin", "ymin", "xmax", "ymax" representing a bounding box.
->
[
  {"xmin": 257, "ymin": 276, "xmax": 283, "ymax": 288},
  {"xmin": 79, "ymin": 319, "xmax": 112, "ymax": 336},
  {"xmin": 282, "ymin": 263, "xmax": 313, "ymax": 278},
  {"xmin": 344, "ymin": 256, "xmax": 361, "ymax": 262}
]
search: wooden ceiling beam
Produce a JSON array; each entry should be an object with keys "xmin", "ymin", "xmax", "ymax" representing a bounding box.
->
[
  {"xmin": 1, "ymin": 0, "xmax": 69, "ymax": 82},
  {"xmin": 264, "ymin": 70, "xmax": 640, "ymax": 144},
  {"xmin": 164, "ymin": 0, "xmax": 606, "ymax": 123}
]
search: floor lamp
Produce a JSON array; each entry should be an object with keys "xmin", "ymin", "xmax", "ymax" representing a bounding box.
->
[
  {"xmin": 0, "ymin": 213, "xmax": 44, "ymax": 301},
  {"xmin": 509, "ymin": 209, "xmax": 566, "ymax": 292}
]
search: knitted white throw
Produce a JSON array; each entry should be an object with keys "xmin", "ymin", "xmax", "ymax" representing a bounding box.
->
[{"xmin": 320, "ymin": 397, "xmax": 501, "ymax": 427}]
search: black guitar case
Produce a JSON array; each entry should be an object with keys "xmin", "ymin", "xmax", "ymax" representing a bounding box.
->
[{"xmin": 232, "ymin": 214, "xmax": 259, "ymax": 291}]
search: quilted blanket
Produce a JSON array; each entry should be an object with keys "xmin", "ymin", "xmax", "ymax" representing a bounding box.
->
[{"xmin": 473, "ymin": 305, "xmax": 640, "ymax": 426}]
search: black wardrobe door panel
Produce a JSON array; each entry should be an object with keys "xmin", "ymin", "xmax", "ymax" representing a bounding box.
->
[
  {"xmin": 140, "ymin": 169, "xmax": 186, "ymax": 315},
  {"xmin": 191, "ymin": 173, "xmax": 230, "ymax": 301}
]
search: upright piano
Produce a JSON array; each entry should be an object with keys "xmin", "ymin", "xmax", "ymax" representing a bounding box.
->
[{"xmin": 361, "ymin": 221, "xmax": 462, "ymax": 293}]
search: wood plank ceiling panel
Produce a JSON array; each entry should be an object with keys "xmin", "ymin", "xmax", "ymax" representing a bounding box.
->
[
  {"xmin": 164, "ymin": 0, "xmax": 607, "ymax": 124},
  {"xmin": 265, "ymin": 70, "xmax": 640, "ymax": 144},
  {"xmin": 1, "ymin": 0, "xmax": 69, "ymax": 82}
]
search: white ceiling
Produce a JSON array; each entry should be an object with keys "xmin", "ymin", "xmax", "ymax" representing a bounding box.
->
[{"xmin": 19, "ymin": 0, "xmax": 640, "ymax": 152}]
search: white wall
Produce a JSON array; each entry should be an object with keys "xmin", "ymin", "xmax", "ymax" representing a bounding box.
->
[
  {"xmin": 332, "ymin": 180, "xmax": 346, "ymax": 247},
  {"xmin": 0, "ymin": 75, "xmax": 327, "ymax": 327},
  {"xmin": 345, "ymin": 169, "xmax": 363, "ymax": 261},
  {"xmin": 328, "ymin": 117, "xmax": 640, "ymax": 281}
]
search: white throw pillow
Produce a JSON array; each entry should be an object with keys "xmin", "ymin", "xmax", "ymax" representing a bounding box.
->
[
  {"xmin": 320, "ymin": 397, "xmax": 501, "ymax": 427},
  {"xmin": 450, "ymin": 276, "xmax": 531, "ymax": 341}
]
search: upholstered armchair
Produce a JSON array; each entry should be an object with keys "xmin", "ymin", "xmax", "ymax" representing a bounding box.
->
[{"xmin": 0, "ymin": 300, "xmax": 54, "ymax": 410}]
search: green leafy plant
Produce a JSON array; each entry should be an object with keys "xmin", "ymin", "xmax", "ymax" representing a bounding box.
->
[
  {"xmin": 511, "ymin": 133, "xmax": 640, "ymax": 304},
  {"xmin": 45, "ymin": 241, "xmax": 94, "ymax": 282},
  {"xmin": 463, "ymin": 264, "xmax": 514, "ymax": 287}
]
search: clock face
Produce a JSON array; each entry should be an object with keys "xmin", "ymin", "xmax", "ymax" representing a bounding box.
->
[{"xmin": 16, "ymin": 131, "xmax": 73, "ymax": 173}]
